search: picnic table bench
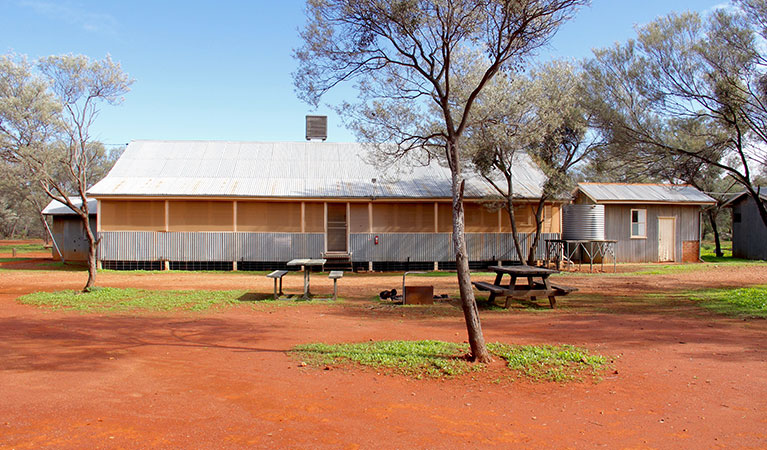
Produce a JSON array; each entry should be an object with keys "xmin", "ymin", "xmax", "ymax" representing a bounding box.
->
[
  {"xmin": 473, "ymin": 265, "xmax": 577, "ymax": 309},
  {"xmin": 328, "ymin": 270, "xmax": 343, "ymax": 300},
  {"xmin": 267, "ymin": 270, "xmax": 288, "ymax": 300}
]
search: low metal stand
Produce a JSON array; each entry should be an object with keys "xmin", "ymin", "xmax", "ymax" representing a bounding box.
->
[{"xmin": 545, "ymin": 239, "xmax": 617, "ymax": 273}]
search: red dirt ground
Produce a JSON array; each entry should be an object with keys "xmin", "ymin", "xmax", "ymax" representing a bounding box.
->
[{"xmin": 1, "ymin": 253, "xmax": 766, "ymax": 449}]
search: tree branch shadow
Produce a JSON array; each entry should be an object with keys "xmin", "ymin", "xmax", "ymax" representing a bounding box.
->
[{"xmin": 0, "ymin": 315, "xmax": 287, "ymax": 372}]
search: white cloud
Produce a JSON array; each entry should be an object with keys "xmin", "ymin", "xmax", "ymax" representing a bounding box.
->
[
  {"xmin": 704, "ymin": 2, "xmax": 739, "ymax": 15},
  {"xmin": 18, "ymin": 1, "xmax": 118, "ymax": 35}
]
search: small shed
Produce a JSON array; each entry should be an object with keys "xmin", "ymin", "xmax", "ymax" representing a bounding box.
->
[
  {"xmin": 42, "ymin": 197, "xmax": 97, "ymax": 262},
  {"xmin": 572, "ymin": 183, "xmax": 716, "ymax": 263},
  {"xmin": 722, "ymin": 189, "xmax": 767, "ymax": 260}
]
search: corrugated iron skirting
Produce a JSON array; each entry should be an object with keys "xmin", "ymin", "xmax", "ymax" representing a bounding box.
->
[{"xmin": 98, "ymin": 231, "xmax": 559, "ymax": 262}]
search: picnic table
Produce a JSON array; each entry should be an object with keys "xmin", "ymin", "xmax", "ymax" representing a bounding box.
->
[
  {"xmin": 286, "ymin": 258, "xmax": 327, "ymax": 299},
  {"xmin": 472, "ymin": 265, "xmax": 576, "ymax": 309}
]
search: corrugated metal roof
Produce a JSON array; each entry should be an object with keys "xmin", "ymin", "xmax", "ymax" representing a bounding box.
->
[
  {"xmin": 88, "ymin": 140, "xmax": 547, "ymax": 199},
  {"xmin": 720, "ymin": 188, "xmax": 767, "ymax": 207},
  {"xmin": 42, "ymin": 197, "xmax": 97, "ymax": 215},
  {"xmin": 577, "ymin": 183, "xmax": 716, "ymax": 205}
]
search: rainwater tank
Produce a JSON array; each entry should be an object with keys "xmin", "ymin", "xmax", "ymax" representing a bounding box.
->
[{"xmin": 562, "ymin": 204, "xmax": 605, "ymax": 240}]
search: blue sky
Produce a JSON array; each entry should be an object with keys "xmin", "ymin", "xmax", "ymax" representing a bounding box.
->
[{"xmin": 0, "ymin": 0, "xmax": 727, "ymax": 145}]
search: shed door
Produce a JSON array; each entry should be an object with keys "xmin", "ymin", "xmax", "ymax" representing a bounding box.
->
[
  {"xmin": 658, "ymin": 217, "xmax": 676, "ymax": 262},
  {"xmin": 326, "ymin": 203, "xmax": 348, "ymax": 253}
]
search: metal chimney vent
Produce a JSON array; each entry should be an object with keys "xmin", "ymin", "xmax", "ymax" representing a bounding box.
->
[{"xmin": 306, "ymin": 115, "xmax": 328, "ymax": 141}]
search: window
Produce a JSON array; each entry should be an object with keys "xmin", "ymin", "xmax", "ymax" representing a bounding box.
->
[
  {"xmin": 631, "ymin": 209, "xmax": 647, "ymax": 238},
  {"xmin": 513, "ymin": 205, "xmax": 533, "ymax": 226},
  {"xmin": 734, "ymin": 212, "xmax": 742, "ymax": 223}
]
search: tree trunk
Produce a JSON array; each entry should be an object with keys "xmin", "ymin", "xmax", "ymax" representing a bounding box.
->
[
  {"xmin": 40, "ymin": 214, "xmax": 51, "ymax": 245},
  {"xmin": 504, "ymin": 198, "xmax": 526, "ymax": 265},
  {"xmin": 706, "ymin": 209, "xmax": 723, "ymax": 258},
  {"xmin": 80, "ymin": 213, "xmax": 98, "ymax": 292},
  {"xmin": 449, "ymin": 142, "xmax": 491, "ymax": 364},
  {"xmin": 526, "ymin": 197, "xmax": 547, "ymax": 265}
]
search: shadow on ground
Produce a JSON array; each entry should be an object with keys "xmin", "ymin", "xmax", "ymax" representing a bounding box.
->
[
  {"xmin": 321, "ymin": 293, "xmax": 767, "ymax": 364},
  {"xmin": 0, "ymin": 315, "xmax": 286, "ymax": 372}
]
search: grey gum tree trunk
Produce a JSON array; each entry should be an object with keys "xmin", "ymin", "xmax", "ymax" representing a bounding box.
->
[{"xmin": 449, "ymin": 140, "xmax": 491, "ymax": 363}]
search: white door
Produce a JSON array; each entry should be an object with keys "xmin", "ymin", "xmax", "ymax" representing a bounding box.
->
[{"xmin": 658, "ymin": 217, "xmax": 675, "ymax": 262}]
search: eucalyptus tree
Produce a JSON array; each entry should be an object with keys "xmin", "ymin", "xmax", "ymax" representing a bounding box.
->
[
  {"xmin": 0, "ymin": 54, "xmax": 132, "ymax": 290},
  {"xmin": 583, "ymin": 4, "xmax": 767, "ymax": 228},
  {"xmin": 468, "ymin": 60, "xmax": 601, "ymax": 264},
  {"xmin": 0, "ymin": 162, "xmax": 25, "ymax": 237},
  {"xmin": 673, "ymin": 160, "xmax": 737, "ymax": 257},
  {"xmin": 294, "ymin": 0, "xmax": 587, "ymax": 362},
  {"xmin": 738, "ymin": 0, "xmax": 767, "ymax": 37},
  {"xmin": 465, "ymin": 68, "xmax": 532, "ymax": 264},
  {"xmin": 0, "ymin": 161, "xmax": 50, "ymax": 239},
  {"xmin": 519, "ymin": 61, "xmax": 603, "ymax": 263}
]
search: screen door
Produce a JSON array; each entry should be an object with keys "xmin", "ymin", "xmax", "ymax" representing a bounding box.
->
[{"xmin": 326, "ymin": 203, "xmax": 348, "ymax": 252}]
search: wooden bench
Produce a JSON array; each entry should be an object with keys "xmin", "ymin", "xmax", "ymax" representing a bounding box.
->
[
  {"xmin": 546, "ymin": 284, "xmax": 578, "ymax": 308},
  {"xmin": 472, "ymin": 280, "xmax": 578, "ymax": 309},
  {"xmin": 550, "ymin": 284, "xmax": 578, "ymax": 295},
  {"xmin": 328, "ymin": 271, "xmax": 343, "ymax": 301},
  {"xmin": 472, "ymin": 281, "xmax": 507, "ymax": 295},
  {"xmin": 267, "ymin": 270, "xmax": 289, "ymax": 300}
]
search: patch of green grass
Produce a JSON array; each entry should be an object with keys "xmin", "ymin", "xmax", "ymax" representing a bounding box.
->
[
  {"xmin": 293, "ymin": 340, "xmax": 474, "ymax": 378},
  {"xmin": 693, "ymin": 240, "xmax": 765, "ymax": 264},
  {"xmin": 97, "ymin": 269, "xmax": 272, "ymax": 276},
  {"xmin": 551, "ymin": 264, "xmax": 709, "ymax": 277},
  {"xmin": 634, "ymin": 264, "xmax": 707, "ymax": 275},
  {"xmin": 689, "ymin": 286, "xmax": 767, "ymax": 318},
  {"xmin": 488, "ymin": 343, "xmax": 608, "ymax": 382},
  {"xmin": 408, "ymin": 271, "xmax": 496, "ymax": 277},
  {"xmin": 0, "ymin": 243, "xmax": 46, "ymax": 254},
  {"xmin": 96, "ymin": 269, "xmax": 169, "ymax": 275},
  {"xmin": 409, "ymin": 271, "xmax": 454, "ymax": 277},
  {"xmin": 17, "ymin": 287, "xmax": 339, "ymax": 312},
  {"xmin": 699, "ymin": 255, "xmax": 761, "ymax": 263},
  {"xmin": 700, "ymin": 240, "xmax": 732, "ymax": 258},
  {"xmin": 699, "ymin": 241, "xmax": 758, "ymax": 263},
  {"xmin": 38, "ymin": 261, "xmax": 88, "ymax": 271},
  {"xmin": 0, "ymin": 261, "xmax": 87, "ymax": 273},
  {"xmin": 630, "ymin": 259, "xmax": 767, "ymax": 275},
  {"xmin": 17, "ymin": 287, "xmax": 245, "ymax": 312},
  {"xmin": 292, "ymin": 340, "xmax": 609, "ymax": 381}
]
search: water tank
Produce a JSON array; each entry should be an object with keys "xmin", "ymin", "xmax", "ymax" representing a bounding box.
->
[{"xmin": 562, "ymin": 204, "xmax": 605, "ymax": 240}]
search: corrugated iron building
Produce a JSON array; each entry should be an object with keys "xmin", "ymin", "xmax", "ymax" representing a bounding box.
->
[
  {"xmin": 42, "ymin": 197, "xmax": 97, "ymax": 262},
  {"xmin": 87, "ymin": 140, "xmax": 563, "ymax": 270},
  {"xmin": 723, "ymin": 190, "xmax": 767, "ymax": 260},
  {"xmin": 573, "ymin": 183, "xmax": 716, "ymax": 263}
]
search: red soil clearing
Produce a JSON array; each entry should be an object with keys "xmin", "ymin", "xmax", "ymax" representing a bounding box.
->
[{"xmin": 1, "ymin": 256, "xmax": 766, "ymax": 449}]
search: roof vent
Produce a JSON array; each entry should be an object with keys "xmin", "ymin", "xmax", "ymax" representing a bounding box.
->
[{"xmin": 306, "ymin": 115, "xmax": 327, "ymax": 141}]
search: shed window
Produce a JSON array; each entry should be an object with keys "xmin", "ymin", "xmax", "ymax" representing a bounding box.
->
[
  {"xmin": 631, "ymin": 209, "xmax": 646, "ymax": 238},
  {"xmin": 734, "ymin": 212, "xmax": 741, "ymax": 223}
]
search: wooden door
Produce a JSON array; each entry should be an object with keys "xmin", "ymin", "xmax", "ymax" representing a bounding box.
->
[
  {"xmin": 658, "ymin": 217, "xmax": 675, "ymax": 262},
  {"xmin": 326, "ymin": 203, "xmax": 348, "ymax": 253}
]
